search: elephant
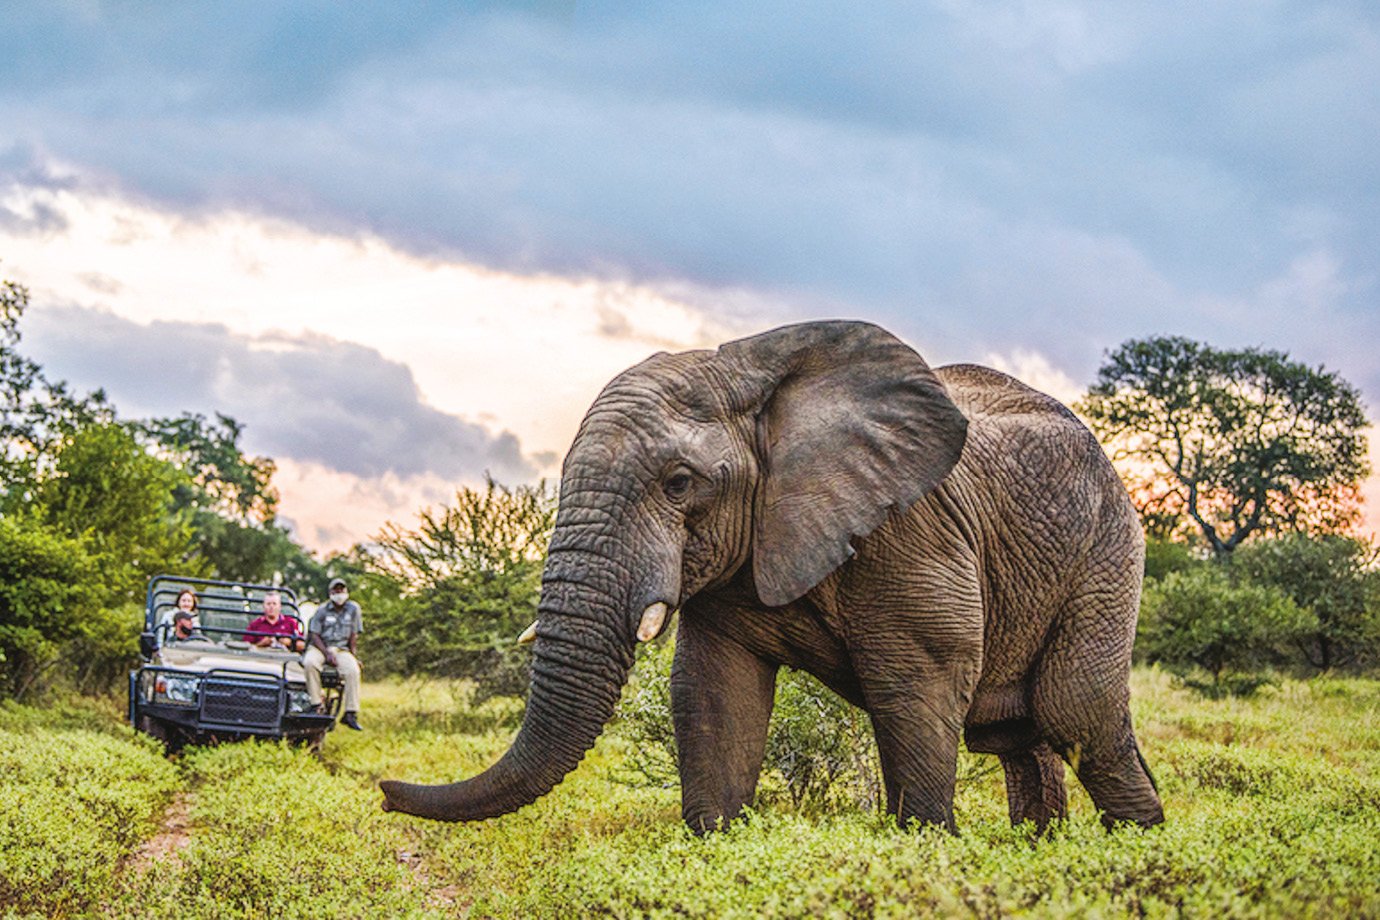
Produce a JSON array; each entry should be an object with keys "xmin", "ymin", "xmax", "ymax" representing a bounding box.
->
[{"xmin": 380, "ymin": 320, "xmax": 1165, "ymax": 834}]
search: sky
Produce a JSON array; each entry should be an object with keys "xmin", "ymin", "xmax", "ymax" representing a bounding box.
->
[{"xmin": 2, "ymin": 1, "xmax": 1377, "ymax": 552}]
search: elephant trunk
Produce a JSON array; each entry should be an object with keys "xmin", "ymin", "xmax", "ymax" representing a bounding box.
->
[{"xmin": 379, "ymin": 563, "xmax": 638, "ymax": 822}]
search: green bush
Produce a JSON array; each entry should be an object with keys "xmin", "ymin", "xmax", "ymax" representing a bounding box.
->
[
  {"xmin": 615, "ymin": 640, "xmax": 881, "ymax": 814},
  {"xmin": 0, "ymin": 515, "xmax": 102, "ymax": 697},
  {"xmin": 1234, "ymin": 532, "xmax": 1380, "ymax": 670},
  {"xmin": 362, "ymin": 478, "xmax": 555, "ymax": 702},
  {"xmin": 1138, "ymin": 566, "xmax": 1316, "ymax": 694},
  {"xmin": 0, "ymin": 715, "xmax": 178, "ymax": 915},
  {"xmin": 1143, "ymin": 536, "xmax": 1204, "ymax": 581}
]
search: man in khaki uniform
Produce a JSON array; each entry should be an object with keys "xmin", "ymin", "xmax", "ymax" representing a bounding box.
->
[{"xmin": 303, "ymin": 577, "xmax": 364, "ymax": 730}]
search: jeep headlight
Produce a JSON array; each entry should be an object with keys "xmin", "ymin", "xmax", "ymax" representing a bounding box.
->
[
  {"xmin": 154, "ymin": 673, "xmax": 200, "ymax": 706},
  {"xmin": 286, "ymin": 687, "xmax": 313, "ymax": 714}
]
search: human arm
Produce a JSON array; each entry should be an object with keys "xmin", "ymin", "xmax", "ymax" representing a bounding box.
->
[{"xmin": 310, "ymin": 631, "xmax": 337, "ymax": 666}]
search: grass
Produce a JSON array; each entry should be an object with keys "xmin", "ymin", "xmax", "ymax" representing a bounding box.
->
[{"xmin": 3, "ymin": 668, "xmax": 1379, "ymax": 917}]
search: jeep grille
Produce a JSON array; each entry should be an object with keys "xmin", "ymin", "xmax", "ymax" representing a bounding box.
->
[{"xmin": 201, "ymin": 679, "xmax": 279, "ymax": 728}]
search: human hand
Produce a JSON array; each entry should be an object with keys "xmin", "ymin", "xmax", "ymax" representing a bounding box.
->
[{"xmin": 326, "ymin": 652, "xmax": 339, "ymax": 667}]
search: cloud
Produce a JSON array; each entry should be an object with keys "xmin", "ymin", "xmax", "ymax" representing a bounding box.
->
[
  {"xmin": 3, "ymin": 2, "xmax": 1376, "ymax": 325},
  {"xmin": 22, "ymin": 305, "xmax": 541, "ymax": 483}
]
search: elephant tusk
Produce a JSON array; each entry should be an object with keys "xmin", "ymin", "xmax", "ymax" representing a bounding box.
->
[
  {"xmin": 637, "ymin": 602, "xmax": 670, "ymax": 642},
  {"xmin": 517, "ymin": 621, "xmax": 538, "ymax": 645}
]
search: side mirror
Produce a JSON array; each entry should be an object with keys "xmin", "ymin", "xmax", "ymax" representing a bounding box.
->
[{"xmin": 139, "ymin": 632, "xmax": 157, "ymax": 658}]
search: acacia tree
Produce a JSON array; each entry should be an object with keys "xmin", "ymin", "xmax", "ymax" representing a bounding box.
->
[
  {"xmin": 1077, "ymin": 336, "xmax": 1369, "ymax": 558},
  {"xmin": 365, "ymin": 476, "xmax": 557, "ymax": 700}
]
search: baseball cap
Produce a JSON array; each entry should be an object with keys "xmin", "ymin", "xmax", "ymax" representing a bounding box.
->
[{"xmin": 328, "ymin": 578, "xmax": 347, "ymax": 590}]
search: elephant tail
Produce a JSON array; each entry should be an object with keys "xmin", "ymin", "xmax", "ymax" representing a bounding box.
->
[{"xmin": 1135, "ymin": 740, "xmax": 1159, "ymax": 795}]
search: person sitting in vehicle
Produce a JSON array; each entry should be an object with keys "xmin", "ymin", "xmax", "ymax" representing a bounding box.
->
[
  {"xmin": 242, "ymin": 591, "xmax": 305, "ymax": 652},
  {"xmin": 169, "ymin": 610, "xmax": 208, "ymax": 643},
  {"xmin": 159, "ymin": 588, "xmax": 199, "ymax": 632},
  {"xmin": 302, "ymin": 577, "xmax": 363, "ymax": 731}
]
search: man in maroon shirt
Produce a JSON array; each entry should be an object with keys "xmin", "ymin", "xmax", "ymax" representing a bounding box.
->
[{"xmin": 243, "ymin": 592, "xmax": 305, "ymax": 652}]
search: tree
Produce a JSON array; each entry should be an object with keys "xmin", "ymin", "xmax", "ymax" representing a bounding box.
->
[
  {"xmin": 0, "ymin": 515, "xmax": 102, "ymax": 696},
  {"xmin": 1077, "ymin": 336, "xmax": 1370, "ymax": 558},
  {"xmin": 30, "ymin": 422, "xmax": 201, "ymax": 605},
  {"xmin": 138, "ymin": 412, "xmax": 278, "ymax": 523},
  {"xmin": 1, "ymin": 273, "xmax": 111, "ymax": 494},
  {"xmin": 365, "ymin": 477, "xmax": 556, "ymax": 700},
  {"xmin": 1137, "ymin": 566, "xmax": 1315, "ymax": 695},
  {"xmin": 1235, "ymin": 533, "xmax": 1380, "ymax": 671},
  {"xmin": 138, "ymin": 412, "xmax": 325, "ymax": 590}
]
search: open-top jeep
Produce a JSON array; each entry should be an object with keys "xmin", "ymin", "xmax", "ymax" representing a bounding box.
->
[{"xmin": 129, "ymin": 575, "xmax": 339, "ymax": 751}]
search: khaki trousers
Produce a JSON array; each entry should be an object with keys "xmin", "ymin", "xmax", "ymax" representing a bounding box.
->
[{"xmin": 302, "ymin": 646, "xmax": 361, "ymax": 713}]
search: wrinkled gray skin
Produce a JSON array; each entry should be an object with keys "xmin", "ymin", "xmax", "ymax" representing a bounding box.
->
[{"xmin": 380, "ymin": 321, "xmax": 1164, "ymax": 833}]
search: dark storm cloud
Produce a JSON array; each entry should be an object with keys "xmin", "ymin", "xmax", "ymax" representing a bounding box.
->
[
  {"xmin": 21, "ymin": 305, "xmax": 539, "ymax": 483},
  {"xmin": 2, "ymin": 2, "xmax": 1378, "ymax": 395}
]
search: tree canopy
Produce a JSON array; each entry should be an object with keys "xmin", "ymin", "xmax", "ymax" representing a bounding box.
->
[
  {"xmin": 1077, "ymin": 335, "xmax": 1370, "ymax": 557},
  {"xmin": 364, "ymin": 477, "xmax": 557, "ymax": 700},
  {"xmin": 0, "ymin": 265, "xmax": 329, "ymax": 696}
]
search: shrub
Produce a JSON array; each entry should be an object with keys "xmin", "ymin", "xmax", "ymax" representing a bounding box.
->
[
  {"xmin": 362, "ymin": 478, "xmax": 555, "ymax": 702},
  {"xmin": 0, "ymin": 716, "xmax": 178, "ymax": 915},
  {"xmin": 1234, "ymin": 532, "xmax": 1380, "ymax": 670},
  {"xmin": 1137, "ymin": 566, "xmax": 1316, "ymax": 694},
  {"xmin": 614, "ymin": 640, "xmax": 881, "ymax": 814},
  {"xmin": 0, "ymin": 515, "xmax": 102, "ymax": 697},
  {"xmin": 1143, "ymin": 536, "xmax": 1205, "ymax": 581}
]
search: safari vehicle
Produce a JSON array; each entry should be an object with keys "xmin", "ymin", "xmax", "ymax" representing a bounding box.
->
[{"xmin": 129, "ymin": 575, "xmax": 339, "ymax": 751}]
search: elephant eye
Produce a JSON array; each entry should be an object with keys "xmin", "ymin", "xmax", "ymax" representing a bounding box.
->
[{"xmin": 663, "ymin": 472, "xmax": 692, "ymax": 500}]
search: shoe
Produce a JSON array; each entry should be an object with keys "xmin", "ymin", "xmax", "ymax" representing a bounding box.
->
[{"xmin": 341, "ymin": 712, "xmax": 362, "ymax": 731}]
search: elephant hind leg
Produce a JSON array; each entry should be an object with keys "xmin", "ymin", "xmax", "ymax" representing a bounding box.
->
[
  {"xmin": 965, "ymin": 721, "xmax": 1067, "ymax": 832},
  {"xmin": 999, "ymin": 742, "xmax": 1067, "ymax": 833},
  {"xmin": 1057, "ymin": 712, "xmax": 1163, "ymax": 828},
  {"xmin": 1031, "ymin": 609, "xmax": 1163, "ymax": 828}
]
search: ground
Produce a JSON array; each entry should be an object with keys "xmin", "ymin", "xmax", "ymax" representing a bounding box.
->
[{"xmin": 2, "ymin": 668, "xmax": 1379, "ymax": 918}]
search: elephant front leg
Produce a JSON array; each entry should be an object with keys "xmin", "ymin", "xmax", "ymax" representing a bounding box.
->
[
  {"xmin": 866, "ymin": 681, "xmax": 970, "ymax": 832},
  {"xmin": 671, "ymin": 616, "xmax": 778, "ymax": 834},
  {"xmin": 852, "ymin": 610, "xmax": 982, "ymax": 832}
]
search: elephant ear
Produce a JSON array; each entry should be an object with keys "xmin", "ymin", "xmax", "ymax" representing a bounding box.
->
[{"xmin": 718, "ymin": 321, "xmax": 968, "ymax": 607}]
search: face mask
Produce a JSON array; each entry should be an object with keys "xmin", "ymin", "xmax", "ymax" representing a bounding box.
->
[{"xmin": 330, "ymin": 591, "xmax": 348, "ymax": 605}]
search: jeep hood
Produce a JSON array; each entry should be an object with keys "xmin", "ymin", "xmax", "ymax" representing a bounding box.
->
[{"xmin": 155, "ymin": 647, "xmax": 307, "ymax": 682}]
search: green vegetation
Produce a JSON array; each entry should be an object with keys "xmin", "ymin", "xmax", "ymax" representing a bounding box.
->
[
  {"xmin": 3, "ymin": 670, "xmax": 1378, "ymax": 917},
  {"xmin": 1138, "ymin": 566, "xmax": 1314, "ymax": 695},
  {"xmin": 1135, "ymin": 533, "xmax": 1380, "ymax": 693},
  {"xmin": 363, "ymin": 477, "xmax": 557, "ymax": 701}
]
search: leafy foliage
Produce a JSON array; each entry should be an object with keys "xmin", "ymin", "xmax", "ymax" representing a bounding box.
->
[
  {"xmin": 31, "ymin": 423, "xmax": 200, "ymax": 600},
  {"xmin": 1077, "ymin": 335, "xmax": 1370, "ymax": 557},
  {"xmin": 1138, "ymin": 566, "xmax": 1316, "ymax": 694},
  {"xmin": 1234, "ymin": 533, "xmax": 1380, "ymax": 670},
  {"xmin": 1143, "ymin": 535, "xmax": 1204, "ymax": 581},
  {"xmin": 615, "ymin": 640, "xmax": 883, "ymax": 813},
  {"xmin": 0, "ymin": 515, "xmax": 102, "ymax": 696},
  {"xmin": 138, "ymin": 412, "xmax": 328, "ymax": 592},
  {"xmin": 363, "ymin": 477, "xmax": 556, "ymax": 701},
  {"xmin": 0, "ymin": 273, "xmax": 113, "ymax": 493},
  {"xmin": 0, "ymin": 707, "xmax": 179, "ymax": 916}
]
